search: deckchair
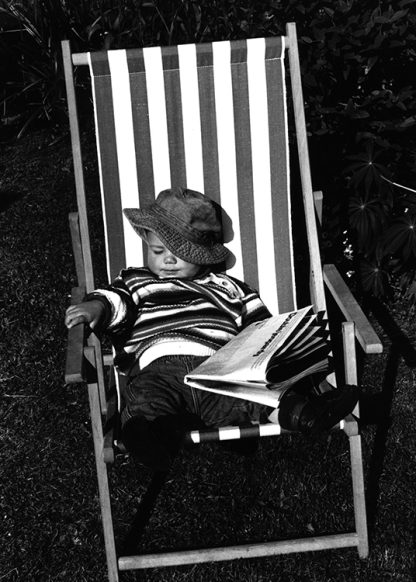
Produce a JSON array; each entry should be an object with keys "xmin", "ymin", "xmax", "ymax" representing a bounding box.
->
[{"xmin": 62, "ymin": 22, "xmax": 382, "ymax": 582}]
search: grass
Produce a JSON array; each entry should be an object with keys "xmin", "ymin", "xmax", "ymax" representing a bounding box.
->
[{"xmin": 1, "ymin": 126, "xmax": 416, "ymax": 581}]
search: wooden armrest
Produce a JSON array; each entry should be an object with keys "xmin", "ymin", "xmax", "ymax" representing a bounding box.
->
[
  {"xmin": 323, "ymin": 264, "xmax": 383, "ymax": 355},
  {"xmin": 65, "ymin": 286, "xmax": 87, "ymax": 384}
]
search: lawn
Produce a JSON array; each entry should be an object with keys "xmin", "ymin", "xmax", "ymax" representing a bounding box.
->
[{"xmin": 1, "ymin": 127, "xmax": 415, "ymax": 582}]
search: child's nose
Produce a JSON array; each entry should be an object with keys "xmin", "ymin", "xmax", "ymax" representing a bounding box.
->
[{"xmin": 164, "ymin": 252, "xmax": 177, "ymax": 264}]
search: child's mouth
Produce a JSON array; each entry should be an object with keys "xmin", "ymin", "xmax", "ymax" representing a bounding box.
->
[{"xmin": 160, "ymin": 269, "xmax": 179, "ymax": 277}]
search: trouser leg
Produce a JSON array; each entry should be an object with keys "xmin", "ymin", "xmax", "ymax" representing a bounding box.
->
[{"xmin": 120, "ymin": 357, "xmax": 207, "ymax": 470}]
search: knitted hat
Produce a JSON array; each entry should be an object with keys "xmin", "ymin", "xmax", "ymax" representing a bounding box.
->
[{"xmin": 123, "ymin": 187, "xmax": 230, "ymax": 265}]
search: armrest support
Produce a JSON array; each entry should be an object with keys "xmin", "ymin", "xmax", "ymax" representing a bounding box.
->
[
  {"xmin": 323, "ymin": 264, "xmax": 383, "ymax": 355},
  {"xmin": 65, "ymin": 286, "xmax": 87, "ymax": 384},
  {"xmin": 313, "ymin": 190, "xmax": 323, "ymax": 225}
]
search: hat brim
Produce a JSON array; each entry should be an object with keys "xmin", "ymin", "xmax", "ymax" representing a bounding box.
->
[{"xmin": 123, "ymin": 207, "xmax": 230, "ymax": 265}]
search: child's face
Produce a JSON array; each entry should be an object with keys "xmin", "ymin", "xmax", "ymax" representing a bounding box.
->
[{"xmin": 146, "ymin": 232, "xmax": 202, "ymax": 279}]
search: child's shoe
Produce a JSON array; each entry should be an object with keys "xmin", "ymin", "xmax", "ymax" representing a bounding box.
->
[
  {"xmin": 121, "ymin": 413, "xmax": 204, "ymax": 471},
  {"xmin": 121, "ymin": 416, "xmax": 175, "ymax": 471},
  {"xmin": 278, "ymin": 384, "xmax": 359, "ymax": 434}
]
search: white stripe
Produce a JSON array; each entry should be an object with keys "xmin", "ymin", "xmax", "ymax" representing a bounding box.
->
[
  {"xmin": 212, "ymin": 41, "xmax": 244, "ymax": 281},
  {"xmin": 259, "ymin": 423, "xmax": 282, "ymax": 437},
  {"xmin": 247, "ymin": 38, "xmax": 279, "ymax": 314},
  {"xmin": 139, "ymin": 341, "xmax": 215, "ymax": 369},
  {"xmin": 190, "ymin": 431, "xmax": 201, "ymax": 444},
  {"xmin": 218, "ymin": 427, "xmax": 241, "ymax": 441},
  {"xmin": 108, "ymin": 51, "xmax": 142, "ymax": 269},
  {"xmin": 178, "ymin": 44, "xmax": 205, "ymax": 192},
  {"xmin": 88, "ymin": 53, "xmax": 112, "ymax": 282},
  {"xmin": 143, "ymin": 47, "xmax": 171, "ymax": 196},
  {"xmin": 115, "ymin": 361, "xmax": 122, "ymax": 412}
]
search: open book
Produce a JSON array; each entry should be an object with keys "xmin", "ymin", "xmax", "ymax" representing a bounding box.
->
[{"xmin": 185, "ymin": 306, "xmax": 330, "ymax": 408}]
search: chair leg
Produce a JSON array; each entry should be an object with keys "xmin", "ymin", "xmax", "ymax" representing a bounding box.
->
[
  {"xmin": 93, "ymin": 439, "xmax": 119, "ymax": 582},
  {"xmin": 85, "ymin": 347, "xmax": 119, "ymax": 582},
  {"xmin": 349, "ymin": 433, "xmax": 369, "ymax": 558}
]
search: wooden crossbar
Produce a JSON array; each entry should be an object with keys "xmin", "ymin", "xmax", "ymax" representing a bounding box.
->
[{"xmin": 118, "ymin": 533, "xmax": 359, "ymax": 570}]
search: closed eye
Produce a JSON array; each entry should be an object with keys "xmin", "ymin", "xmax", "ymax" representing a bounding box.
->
[{"xmin": 150, "ymin": 245, "xmax": 165, "ymax": 255}]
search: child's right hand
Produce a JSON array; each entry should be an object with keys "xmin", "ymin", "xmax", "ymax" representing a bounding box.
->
[{"xmin": 65, "ymin": 300, "xmax": 105, "ymax": 330}]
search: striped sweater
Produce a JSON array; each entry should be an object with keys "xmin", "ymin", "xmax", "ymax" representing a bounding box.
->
[{"xmin": 91, "ymin": 267, "xmax": 271, "ymax": 373}]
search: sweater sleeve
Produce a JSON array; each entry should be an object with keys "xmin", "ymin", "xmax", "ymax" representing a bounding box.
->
[
  {"xmin": 87, "ymin": 289, "xmax": 128, "ymax": 329},
  {"xmin": 86, "ymin": 271, "xmax": 137, "ymax": 334}
]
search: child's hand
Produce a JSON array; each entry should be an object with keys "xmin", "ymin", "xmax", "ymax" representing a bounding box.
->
[{"xmin": 65, "ymin": 300, "xmax": 105, "ymax": 330}]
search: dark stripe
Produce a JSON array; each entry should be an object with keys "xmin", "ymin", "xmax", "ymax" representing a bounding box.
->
[
  {"xmin": 88, "ymin": 51, "xmax": 111, "ymax": 75},
  {"xmin": 129, "ymin": 321, "xmax": 237, "ymax": 343},
  {"xmin": 125, "ymin": 49, "xmax": 146, "ymax": 73},
  {"xmin": 160, "ymin": 45, "xmax": 181, "ymax": 70},
  {"xmin": 130, "ymin": 309, "xmax": 240, "ymax": 335},
  {"xmin": 161, "ymin": 46, "xmax": 187, "ymax": 187},
  {"xmin": 196, "ymin": 43, "xmax": 221, "ymax": 204},
  {"xmin": 89, "ymin": 52, "xmax": 125, "ymax": 281},
  {"xmin": 230, "ymin": 39, "xmax": 247, "ymax": 64},
  {"xmin": 126, "ymin": 50, "xmax": 155, "ymax": 263},
  {"xmin": 230, "ymin": 40, "xmax": 259, "ymax": 292},
  {"xmin": 265, "ymin": 40, "xmax": 295, "ymax": 311},
  {"xmin": 238, "ymin": 425, "xmax": 261, "ymax": 438},
  {"xmin": 265, "ymin": 36, "xmax": 284, "ymax": 60},
  {"xmin": 196, "ymin": 42, "xmax": 214, "ymax": 67},
  {"xmin": 186, "ymin": 428, "xmax": 220, "ymax": 443}
]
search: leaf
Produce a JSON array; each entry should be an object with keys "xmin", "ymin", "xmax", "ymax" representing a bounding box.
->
[
  {"xmin": 374, "ymin": 16, "xmax": 391, "ymax": 24},
  {"xmin": 365, "ymin": 56, "xmax": 379, "ymax": 74},
  {"xmin": 389, "ymin": 9, "xmax": 409, "ymax": 22},
  {"xmin": 359, "ymin": 258, "xmax": 388, "ymax": 296},
  {"xmin": 383, "ymin": 216, "xmax": 416, "ymax": 258},
  {"xmin": 400, "ymin": 116, "xmax": 416, "ymax": 128},
  {"xmin": 350, "ymin": 110, "xmax": 370, "ymax": 119},
  {"xmin": 348, "ymin": 195, "xmax": 386, "ymax": 250}
]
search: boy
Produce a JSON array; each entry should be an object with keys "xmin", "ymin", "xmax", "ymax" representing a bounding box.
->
[{"xmin": 65, "ymin": 187, "xmax": 358, "ymax": 470}]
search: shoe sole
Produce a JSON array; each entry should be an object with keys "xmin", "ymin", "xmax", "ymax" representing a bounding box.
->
[{"xmin": 308, "ymin": 385, "xmax": 359, "ymax": 435}]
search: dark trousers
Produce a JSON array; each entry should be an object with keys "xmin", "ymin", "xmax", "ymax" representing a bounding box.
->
[
  {"xmin": 122, "ymin": 355, "xmax": 271, "ymax": 427},
  {"xmin": 120, "ymin": 355, "xmax": 272, "ymax": 469}
]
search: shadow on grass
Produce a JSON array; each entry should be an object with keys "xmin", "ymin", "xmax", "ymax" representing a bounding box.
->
[
  {"xmin": 361, "ymin": 297, "xmax": 416, "ymax": 547},
  {"xmin": 122, "ymin": 470, "xmax": 169, "ymax": 555},
  {"xmin": 113, "ymin": 296, "xmax": 416, "ymax": 567},
  {"xmin": 121, "ymin": 439, "xmax": 260, "ymax": 556},
  {"xmin": 0, "ymin": 188, "xmax": 28, "ymax": 212}
]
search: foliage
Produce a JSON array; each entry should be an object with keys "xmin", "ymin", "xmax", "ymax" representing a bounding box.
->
[
  {"xmin": 1, "ymin": 0, "xmax": 416, "ymax": 299},
  {"xmin": 282, "ymin": 0, "xmax": 416, "ymax": 301},
  {"xmin": 0, "ymin": 1, "xmax": 89, "ymax": 135}
]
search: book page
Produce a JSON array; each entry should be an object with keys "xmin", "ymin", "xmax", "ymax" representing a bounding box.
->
[
  {"xmin": 185, "ymin": 377, "xmax": 285, "ymax": 408},
  {"xmin": 186, "ymin": 306, "xmax": 314, "ymax": 384}
]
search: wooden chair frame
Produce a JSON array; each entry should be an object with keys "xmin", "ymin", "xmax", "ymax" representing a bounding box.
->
[{"xmin": 62, "ymin": 23, "xmax": 382, "ymax": 582}]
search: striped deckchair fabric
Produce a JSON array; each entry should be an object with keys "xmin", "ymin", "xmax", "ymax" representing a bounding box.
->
[{"xmin": 88, "ymin": 37, "xmax": 295, "ymax": 315}]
